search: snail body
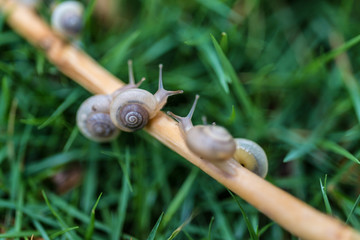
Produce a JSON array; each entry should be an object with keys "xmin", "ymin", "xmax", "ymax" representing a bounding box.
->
[
  {"xmin": 110, "ymin": 64, "xmax": 183, "ymax": 132},
  {"xmin": 51, "ymin": 1, "xmax": 84, "ymax": 39},
  {"xmin": 168, "ymin": 95, "xmax": 236, "ymax": 161},
  {"xmin": 168, "ymin": 95, "xmax": 268, "ymax": 178},
  {"xmin": 76, "ymin": 94, "xmax": 120, "ymax": 142}
]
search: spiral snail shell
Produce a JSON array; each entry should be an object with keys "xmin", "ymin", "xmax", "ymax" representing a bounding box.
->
[
  {"xmin": 110, "ymin": 63, "xmax": 183, "ymax": 132},
  {"xmin": 51, "ymin": 1, "xmax": 84, "ymax": 39},
  {"xmin": 168, "ymin": 95, "xmax": 268, "ymax": 178},
  {"xmin": 76, "ymin": 94, "xmax": 120, "ymax": 142}
]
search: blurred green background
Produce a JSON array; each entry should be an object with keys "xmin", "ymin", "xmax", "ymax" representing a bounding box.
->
[{"xmin": 0, "ymin": 0, "xmax": 360, "ymax": 239}]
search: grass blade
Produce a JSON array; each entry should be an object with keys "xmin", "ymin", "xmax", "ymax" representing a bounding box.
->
[
  {"xmin": 38, "ymin": 89, "xmax": 81, "ymax": 129},
  {"xmin": 101, "ymin": 31, "xmax": 140, "ymax": 73},
  {"xmin": 32, "ymin": 220, "xmax": 50, "ymax": 240},
  {"xmin": 146, "ymin": 212, "xmax": 164, "ymax": 240},
  {"xmin": 320, "ymin": 140, "xmax": 360, "ymax": 165},
  {"xmin": 42, "ymin": 190, "xmax": 81, "ymax": 240},
  {"xmin": 302, "ymin": 33, "xmax": 360, "ymax": 75},
  {"xmin": 162, "ymin": 168, "xmax": 198, "ymax": 228},
  {"xmin": 25, "ymin": 150, "xmax": 84, "ymax": 175},
  {"xmin": 0, "ymin": 76, "xmax": 10, "ymax": 125},
  {"xmin": 63, "ymin": 127, "xmax": 79, "ymax": 152},
  {"xmin": 85, "ymin": 193, "xmax": 103, "ymax": 240},
  {"xmin": 346, "ymin": 194, "xmax": 360, "ymax": 224},
  {"xmin": 228, "ymin": 190, "xmax": 258, "ymax": 240},
  {"xmin": 210, "ymin": 34, "xmax": 254, "ymax": 119},
  {"xmin": 319, "ymin": 175, "xmax": 332, "ymax": 215},
  {"xmin": 83, "ymin": 0, "xmax": 97, "ymax": 26},
  {"xmin": 50, "ymin": 226, "xmax": 80, "ymax": 239},
  {"xmin": 111, "ymin": 146, "xmax": 131, "ymax": 240}
]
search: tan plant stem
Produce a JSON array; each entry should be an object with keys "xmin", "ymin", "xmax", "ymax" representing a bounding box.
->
[{"xmin": 1, "ymin": 1, "xmax": 359, "ymax": 240}]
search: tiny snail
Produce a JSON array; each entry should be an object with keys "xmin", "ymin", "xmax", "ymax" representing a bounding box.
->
[
  {"xmin": 76, "ymin": 94, "xmax": 120, "ymax": 142},
  {"xmin": 51, "ymin": 1, "xmax": 84, "ymax": 39},
  {"xmin": 168, "ymin": 95, "xmax": 268, "ymax": 178},
  {"xmin": 168, "ymin": 95, "xmax": 237, "ymax": 161},
  {"xmin": 110, "ymin": 63, "xmax": 183, "ymax": 132}
]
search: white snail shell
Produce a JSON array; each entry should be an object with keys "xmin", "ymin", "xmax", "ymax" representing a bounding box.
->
[
  {"xmin": 110, "ymin": 63, "xmax": 183, "ymax": 132},
  {"xmin": 233, "ymin": 138, "xmax": 268, "ymax": 178},
  {"xmin": 51, "ymin": 1, "xmax": 84, "ymax": 38},
  {"xmin": 76, "ymin": 95, "xmax": 120, "ymax": 142}
]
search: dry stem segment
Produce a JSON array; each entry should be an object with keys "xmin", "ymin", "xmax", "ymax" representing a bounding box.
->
[{"xmin": 1, "ymin": 1, "xmax": 360, "ymax": 240}]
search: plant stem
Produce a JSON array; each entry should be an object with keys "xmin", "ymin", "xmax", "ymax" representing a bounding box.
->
[{"xmin": 1, "ymin": 1, "xmax": 359, "ymax": 239}]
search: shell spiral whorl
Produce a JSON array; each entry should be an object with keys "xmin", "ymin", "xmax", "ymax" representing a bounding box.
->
[
  {"xmin": 86, "ymin": 112, "xmax": 117, "ymax": 139},
  {"xmin": 60, "ymin": 12, "xmax": 83, "ymax": 34},
  {"xmin": 116, "ymin": 104, "xmax": 149, "ymax": 131}
]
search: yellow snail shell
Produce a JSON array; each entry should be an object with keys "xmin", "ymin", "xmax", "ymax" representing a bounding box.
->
[{"xmin": 233, "ymin": 138, "xmax": 268, "ymax": 178}]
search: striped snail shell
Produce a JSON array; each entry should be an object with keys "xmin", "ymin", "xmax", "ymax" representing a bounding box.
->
[
  {"xmin": 51, "ymin": 1, "xmax": 84, "ymax": 38},
  {"xmin": 168, "ymin": 95, "xmax": 236, "ymax": 161},
  {"xmin": 76, "ymin": 95, "xmax": 120, "ymax": 142},
  {"xmin": 110, "ymin": 63, "xmax": 183, "ymax": 132}
]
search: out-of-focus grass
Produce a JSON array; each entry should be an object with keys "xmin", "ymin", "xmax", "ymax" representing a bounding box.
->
[{"xmin": 0, "ymin": 0, "xmax": 360, "ymax": 239}]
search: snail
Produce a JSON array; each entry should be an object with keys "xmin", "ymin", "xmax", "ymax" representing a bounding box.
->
[
  {"xmin": 76, "ymin": 94, "xmax": 120, "ymax": 142},
  {"xmin": 167, "ymin": 95, "xmax": 236, "ymax": 161},
  {"xmin": 168, "ymin": 95, "xmax": 268, "ymax": 178},
  {"xmin": 109, "ymin": 63, "xmax": 183, "ymax": 132},
  {"xmin": 51, "ymin": 1, "xmax": 84, "ymax": 39},
  {"xmin": 76, "ymin": 60, "xmax": 144, "ymax": 142}
]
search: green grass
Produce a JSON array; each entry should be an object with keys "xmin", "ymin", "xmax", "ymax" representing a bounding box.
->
[{"xmin": 1, "ymin": 0, "xmax": 360, "ymax": 239}]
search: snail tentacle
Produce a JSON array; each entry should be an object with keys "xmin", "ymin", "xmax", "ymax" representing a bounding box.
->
[
  {"xmin": 154, "ymin": 64, "xmax": 183, "ymax": 111},
  {"xmin": 111, "ymin": 60, "xmax": 146, "ymax": 98},
  {"xmin": 167, "ymin": 94, "xmax": 199, "ymax": 134}
]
